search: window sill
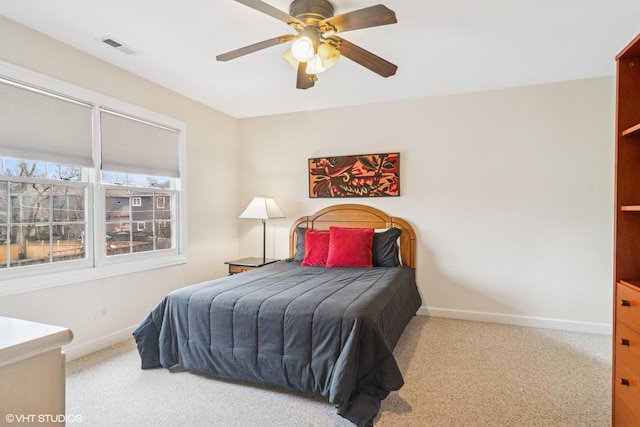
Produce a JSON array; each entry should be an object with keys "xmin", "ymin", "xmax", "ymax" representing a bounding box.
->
[{"xmin": 0, "ymin": 254, "xmax": 187, "ymax": 297}]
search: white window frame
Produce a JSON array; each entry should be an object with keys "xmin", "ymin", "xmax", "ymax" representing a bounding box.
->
[
  {"xmin": 0, "ymin": 171, "xmax": 94, "ymax": 276},
  {"xmin": 0, "ymin": 61, "xmax": 188, "ymax": 297},
  {"xmin": 131, "ymin": 196, "xmax": 142, "ymax": 207}
]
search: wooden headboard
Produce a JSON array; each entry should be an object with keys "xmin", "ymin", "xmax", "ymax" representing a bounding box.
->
[{"xmin": 289, "ymin": 204, "xmax": 417, "ymax": 275}]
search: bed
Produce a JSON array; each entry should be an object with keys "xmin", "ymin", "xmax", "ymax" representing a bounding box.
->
[{"xmin": 133, "ymin": 204, "xmax": 422, "ymax": 426}]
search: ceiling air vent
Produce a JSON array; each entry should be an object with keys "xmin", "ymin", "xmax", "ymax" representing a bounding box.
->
[{"xmin": 99, "ymin": 37, "xmax": 139, "ymax": 55}]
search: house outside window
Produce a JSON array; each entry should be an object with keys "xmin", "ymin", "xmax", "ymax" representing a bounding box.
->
[{"xmin": 104, "ymin": 174, "xmax": 177, "ymax": 257}]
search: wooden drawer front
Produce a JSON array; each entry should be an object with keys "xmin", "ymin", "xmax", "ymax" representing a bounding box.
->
[
  {"xmin": 228, "ymin": 265, "xmax": 255, "ymax": 274},
  {"xmin": 615, "ymin": 397, "xmax": 640, "ymax": 427},
  {"xmin": 617, "ymin": 282, "xmax": 640, "ymax": 331},
  {"xmin": 616, "ymin": 321, "xmax": 640, "ymax": 367},
  {"xmin": 615, "ymin": 360, "xmax": 640, "ymax": 423}
]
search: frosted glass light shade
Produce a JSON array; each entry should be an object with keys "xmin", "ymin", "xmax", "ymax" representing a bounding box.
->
[
  {"xmin": 291, "ymin": 36, "xmax": 315, "ymax": 62},
  {"xmin": 305, "ymin": 55, "xmax": 326, "ymax": 74},
  {"xmin": 282, "ymin": 48, "xmax": 298, "ymax": 69},
  {"xmin": 318, "ymin": 43, "xmax": 340, "ymax": 69}
]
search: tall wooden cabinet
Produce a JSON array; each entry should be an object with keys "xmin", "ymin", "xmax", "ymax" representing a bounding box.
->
[{"xmin": 613, "ymin": 32, "xmax": 640, "ymax": 426}]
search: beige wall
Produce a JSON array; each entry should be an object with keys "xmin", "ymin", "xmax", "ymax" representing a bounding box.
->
[
  {"xmin": 0, "ymin": 17, "xmax": 242, "ymax": 358},
  {"xmin": 239, "ymin": 77, "xmax": 615, "ymax": 332},
  {"xmin": 0, "ymin": 16, "xmax": 615, "ymax": 361}
]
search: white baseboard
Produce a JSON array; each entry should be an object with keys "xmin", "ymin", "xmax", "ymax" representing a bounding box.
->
[
  {"xmin": 418, "ymin": 306, "xmax": 612, "ymax": 335},
  {"xmin": 63, "ymin": 326, "xmax": 136, "ymax": 361}
]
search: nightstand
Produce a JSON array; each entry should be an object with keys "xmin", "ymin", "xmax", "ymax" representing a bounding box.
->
[{"xmin": 224, "ymin": 257, "xmax": 279, "ymax": 275}]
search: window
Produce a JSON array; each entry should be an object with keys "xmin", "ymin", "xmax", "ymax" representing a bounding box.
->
[
  {"xmin": 104, "ymin": 173, "xmax": 177, "ymax": 257},
  {"xmin": 0, "ymin": 158, "xmax": 87, "ymax": 269},
  {"xmin": 99, "ymin": 108, "xmax": 180, "ymax": 260},
  {"xmin": 0, "ymin": 64, "xmax": 186, "ymax": 295}
]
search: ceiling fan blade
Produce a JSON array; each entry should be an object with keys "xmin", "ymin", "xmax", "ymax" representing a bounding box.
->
[
  {"xmin": 320, "ymin": 5, "xmax": 396, "ymax": 34},
  {"xmin": 216, "ymin": 34, "xmax": 295, "ymax": 61},
  {"xmin": 296, "ymin": 62, "xmax": 315, "ymax": 89},
  {"xmin": 234, "ymin": 0, "xmax": 305, "ymax": 27},
  {"xmin": 331, "ymin": 36, "xmax": 397, "ymax": 77}
]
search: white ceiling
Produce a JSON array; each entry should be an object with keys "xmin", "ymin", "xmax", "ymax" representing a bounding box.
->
[{"xmin": 1, "ymin": 0, "xmax": 640, "ymax": 118}]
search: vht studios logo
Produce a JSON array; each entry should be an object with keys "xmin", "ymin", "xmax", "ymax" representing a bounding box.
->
[{"xmin": 5, "ymin": 414, "xmax": 83, "ymax": 423}]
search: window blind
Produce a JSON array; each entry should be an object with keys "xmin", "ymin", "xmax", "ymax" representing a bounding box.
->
[
  {"xmin": 0, "ymin": 77, "xmax": 93, "ymax": 166},
  {"xmin": 100, "ymin": 108, "xmax": 180, "ymax": 178}
]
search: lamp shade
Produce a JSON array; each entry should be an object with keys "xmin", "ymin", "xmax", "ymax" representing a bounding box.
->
[
  {"xmin": 318, "ymin": 43, "xmax": 340, "ymax": 69},
  {"xmin": 291, "ymin": 36, "xmax": 315, "ymax": 63},
  {"xmin": 239, "ymin": 197, "xmax": 285, "ymax": 220}
]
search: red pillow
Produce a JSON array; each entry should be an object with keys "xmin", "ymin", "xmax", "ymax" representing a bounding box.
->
[
  {"xmin": 326, "ymin": 227, "xmax": 374, "ymax": 268},
  {"xmin": 301, "ymin": 230, "xmax": 330, "ymax": 266}
]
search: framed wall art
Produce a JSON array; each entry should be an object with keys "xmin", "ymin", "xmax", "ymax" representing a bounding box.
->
[{"xmin": 308, "ymin": 152, "xmax": 400, "ymax": 198}]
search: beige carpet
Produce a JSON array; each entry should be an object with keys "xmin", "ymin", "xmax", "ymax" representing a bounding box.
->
[{"xmin": 66, "ymin": 317, "xmax": 611, "ymax": 426}]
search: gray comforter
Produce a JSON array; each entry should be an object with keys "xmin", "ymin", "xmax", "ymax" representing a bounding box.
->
[{"xmin": 133, "ymin": 261, "xmax": 421, "ymax": 426}]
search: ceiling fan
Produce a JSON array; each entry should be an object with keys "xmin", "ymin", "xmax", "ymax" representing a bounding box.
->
[{"xmin": 216, "ymin": 0, "xmax": 398, "ymax": 89}]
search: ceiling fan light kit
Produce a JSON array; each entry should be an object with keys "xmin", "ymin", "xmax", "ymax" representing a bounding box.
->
[{"xmin": 216, "ymin": 0, "xmax": 398, "ymax": 89}]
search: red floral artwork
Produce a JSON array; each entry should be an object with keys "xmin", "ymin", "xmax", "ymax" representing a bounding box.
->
[{"xmin": 308, "ymin": 153, "xmax": 400, "ymax": 198}]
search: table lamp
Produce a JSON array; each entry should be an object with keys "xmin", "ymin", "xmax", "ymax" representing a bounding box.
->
[{"xmin": 239, "ymin": 196, "xmax": 285, "ymax": 263}]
